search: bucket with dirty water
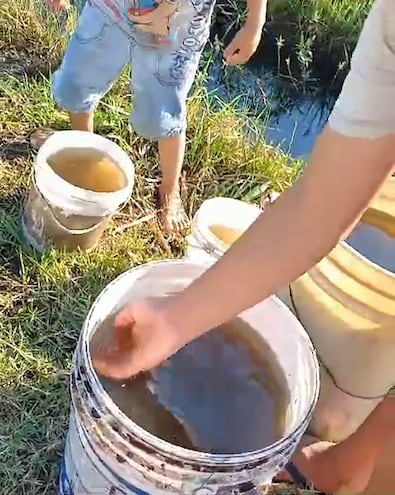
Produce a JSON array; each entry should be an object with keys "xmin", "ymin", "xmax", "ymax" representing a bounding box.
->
[
  {"xmin": 186, "ymin": 198, "xmax": 262, "ymax": 264},
  {"xmin": 288, "ymin": 208, "xmax": 395, "ymax": 442},
  {"xmin": 22, "ymin": 130, "xmax": 134, "ymax": 252},
  {"xmin": 60, "ymin": 259, "xmax": 319, "ymax": 495}
]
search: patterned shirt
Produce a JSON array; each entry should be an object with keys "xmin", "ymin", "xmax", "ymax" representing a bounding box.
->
[{"xmin": 91, "ymin": 0, "xmax": 216, "ymax": 48}]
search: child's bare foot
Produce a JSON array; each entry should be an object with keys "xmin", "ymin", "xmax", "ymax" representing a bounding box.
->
[
  {"xmin": 277, "ymin": 433, "xmax": 378, "ymax": 494},
  {"xmin": 158, "ymin": 187, "xmax": 189, "ymax": 235},
  {"xmin": 30, "ymin": 128, "xmax": 54, "ymax": 150}
]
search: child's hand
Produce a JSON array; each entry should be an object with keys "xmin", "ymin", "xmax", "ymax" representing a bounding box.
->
[
  {"xmin": 46, "ymin": 0, "xmax": 69, "ymax": 13},
  {"xmin": 223, "ymin": 24, "xmax": 262, "ymax": 65}
]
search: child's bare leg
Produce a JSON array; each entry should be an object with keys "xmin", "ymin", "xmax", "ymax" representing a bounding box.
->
[
  {"xmin": 70, "ymin": 112, "xmax": 94, "ymax": 132},
  {"xmin": 157, "ymin": 133, "xmax": 187, "ymax": 234},
  {"xmin": 129, "ymin": 4, "xmax": 213, "ymax": 235},
  {"xmin": 30, "ymin": 111, "xmax": 94, "ymax": 149}
]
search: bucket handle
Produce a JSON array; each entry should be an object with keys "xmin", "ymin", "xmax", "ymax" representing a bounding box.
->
[
  {"xmin": 31, "ymin": 174, "xmax": 109, "ymax": 236},
  {"xmin": 188, "ymin": 231, "xmax": 225, "ymax": 259}
]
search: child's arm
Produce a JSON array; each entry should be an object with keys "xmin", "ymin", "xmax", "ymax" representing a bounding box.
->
[
  {"xmin": 245, "ymin": 0, "xmax": 267, "ymax": 31},
  {"xmin": 223, "ymin": 0, "xmax": 267, "ymax": 65}
]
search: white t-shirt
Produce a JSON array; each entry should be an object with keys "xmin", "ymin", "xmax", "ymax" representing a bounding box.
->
[{"xmin": 329, "ymin": 0, "xmax": 395, "ymax": 138}]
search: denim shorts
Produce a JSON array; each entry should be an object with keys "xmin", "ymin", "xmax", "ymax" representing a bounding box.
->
[{"xmin": 52, "ymin": 1, "xmax": 213, "ymax": 140}]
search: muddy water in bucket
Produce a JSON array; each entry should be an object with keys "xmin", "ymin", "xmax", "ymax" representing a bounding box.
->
[
  {"xmin": 95, "ymin": 315, "xmax": 288, "ymax": 454},
  {"xmin": 22, "ymin": 131, "xmax": 134, "ymax": 252},
  {"xmin": 47, "ymin": 148, "xmax": 126, "ymax": 193},
  {"xmin": 61, "ymin": 261, "xmax": 319, "ymax": 494},
  {"xmin": 209, "ymin": 225, "xmax": 244, "ymax": 246}
]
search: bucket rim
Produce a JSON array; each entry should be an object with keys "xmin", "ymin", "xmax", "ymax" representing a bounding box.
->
[
  {"xmin": 192, "ymin": 197, "xmax": 262, "ymax": 258},
  {"xmin": 341, "ymin": 237, "xmax": 395, "ymax": 278},
  {"xmin": 79, "ymin": 259, "xmax": 320, "ymax": 467},
  {"xmin": 196, "ymin": 196, "xmax": 262, "ymax": 212},
  {"xmin": 35, "ymin": 130, "xmax": 134, "ymax": 207}
]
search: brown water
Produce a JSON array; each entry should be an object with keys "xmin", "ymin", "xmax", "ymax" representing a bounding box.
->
[
  {"xmin": 346, "ymin": 222, "xmax": 395, "ymax": 273},
  {"xmin": 210, "ymin": 224, "xmax": 244, "ymax": 246},
  {"xmin": 94, "ymin": 316, "xmax": 289, "ymax": 454},
  {"xmin": 47, "ymin": 147, "xmax": 126, "ymax": 193}
]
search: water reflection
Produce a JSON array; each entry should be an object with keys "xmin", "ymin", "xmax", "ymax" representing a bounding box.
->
[
  {"xmin": 346, "ymin": 223, "xmax": 395, "ymax": 274},
  {"xmin": 263, "ymin": 90, "xmax": 330, "ymax": 159},
  {"xmin": 207, "ymin": 52, "xmax": 335, "ymax": 159}
]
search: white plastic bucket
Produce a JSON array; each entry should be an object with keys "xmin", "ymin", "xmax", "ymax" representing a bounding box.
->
[
  {"xmin": 60, "ymin": 259, "xmax": 320, "ymax": 494},
  {"xmin": 186, "ymin": 197, "xmax": 262, "ymax": 264},
  {"xmin": 22, "ymin": 130, "xmax": 134, "ymax": 252}
]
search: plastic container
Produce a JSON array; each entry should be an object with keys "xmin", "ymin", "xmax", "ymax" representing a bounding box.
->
[
  {"xmin": 286, "ymin": 198, "xmax": 395, "ymax": 442},
  {"xmin": 60, "ymin": 260, "xmax": 320, "ymax": 495},
  {"xmin": 186, "ymin": 197, "xmax": 262, "ymax": 265},
  {"xmin": 364, "ymin": 176, "xmax": 395, "ymax": 236},
  {"xmin": 22, "ymin": 130, "xmax": 134, "ymax": 252}
]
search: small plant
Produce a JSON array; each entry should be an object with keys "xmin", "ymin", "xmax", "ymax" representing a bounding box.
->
[{"xmin": 295, "ymin": 32, "xmax": 316, "ymax": 89}]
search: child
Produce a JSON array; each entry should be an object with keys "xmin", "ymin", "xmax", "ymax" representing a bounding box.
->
[{"xmin": 42, "ymin": 0, "xmax": 267, "ymax": 233}]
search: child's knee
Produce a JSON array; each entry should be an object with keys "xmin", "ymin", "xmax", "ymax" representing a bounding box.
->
[
  {"xmin": 52, "ymin": 69, "xmax": 99, "ymax": 113},
  {"xmin": 131, "ymin": 98, "xmax": 187, "ymax": 140}
]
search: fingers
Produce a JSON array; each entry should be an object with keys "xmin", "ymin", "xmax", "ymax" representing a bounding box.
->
[
  {"xmin": 91, "ymin": 308, "xmax": 136, "ymax": 379},
  {"xmin": 223, "ymin": 28, "xmax": 260, "ymax": 65},
  {"xmin": 223, "ymin": 40, "xmax": 252, "ymax": 65},
  {"xmin": 225, "ymin": 50, "xmax": 251, "ymax": 66},
  {"xmin": 114, "ymin": 309, "xmax": 135, "ymax": 351},
  {"xmin": 58, "ymin": 0, "xmax": 69, "ymax": 12},
  {"xmin": 93, "ymin": 349, "xmax": 136, "ymax": 380},
  {"xmin": 114, "ymin": 305, "xmax": 135, "ymax": 328},
  {"xmin": 223, "ymin": 39, "xmax": 237, "ymax": 62},
  {"xmin": 116, "ymin": 322, "xmax": 134, "ymax": 352},
  {"xmin": 46, "ymin": 0, "xmax": 69, "ymax": 12}
]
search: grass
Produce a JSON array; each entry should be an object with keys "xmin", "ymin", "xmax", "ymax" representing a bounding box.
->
[
  {"xmin": 215, "ymin": 0, "xmax": 374, "ymax": 91},
  {"xmin": 0, "ymin": 0, "xmax": 75, "ymax": 76},
  {"xmin": 0, "ymin": 1, "xmax": 304, "ymax": 493},
  {"xmin": 267, "ymin": 0, "xmax": 373, "ymax": 52},
  {"xmin": 270, "ymin": 0, "xmax": 373, "ymax": 87}
]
